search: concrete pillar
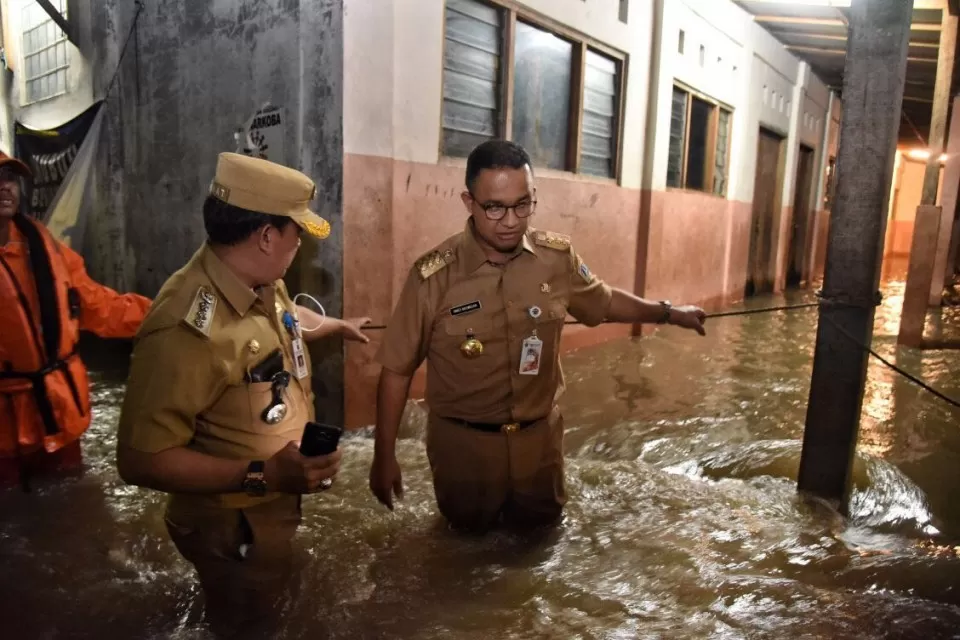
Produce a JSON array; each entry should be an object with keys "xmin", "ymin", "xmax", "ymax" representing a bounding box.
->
[
  {"xmin": 797, "ymin": 0, "xmax": 913, "ymax": 505},
  {"xmin": 88, "ymin": 0, "xmax": 135, "ymax": 292},
  {"xmin": 774, "ymin": 65, "xmax": 807, "ymax": 292},
  {"xmin": 807, "ymin": 90, "xmax": 836, "ymax": 284},
  {"xmin": 946, "ymin": 204, "xmax": 960, "ymax": 284},
  {"xmin": 901, "ymin": 205, "xmax": 946, "ymax": 346},
  {"xmin": 933, "ymin": 94, "xmax": 960, "ymax": 302},
  {"xmin": 296, "ymin": 0, "xmax": 345, "ymax": 425},
  {"xmin": 898, "ymin": 11, "xmax": 957, "ymax": 345}
]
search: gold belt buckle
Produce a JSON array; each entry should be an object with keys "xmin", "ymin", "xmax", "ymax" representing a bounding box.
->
[{"xmin": 501, "ymin": 422, "xmax": 520, "ymax": 434}]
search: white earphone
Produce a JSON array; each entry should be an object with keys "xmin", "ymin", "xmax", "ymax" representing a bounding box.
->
[{"xmin": 293, "ymin": 293, "xmax": 327, "ymax": 332}]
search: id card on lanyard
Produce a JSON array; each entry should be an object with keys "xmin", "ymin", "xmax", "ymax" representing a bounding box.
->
[
  {"xmin": 292, "ymin": 318, "xmax": 310, "ymax": 380},
  {"xmin": 283, "ymin": 308, "xmax": 311, "ymax": 380}
]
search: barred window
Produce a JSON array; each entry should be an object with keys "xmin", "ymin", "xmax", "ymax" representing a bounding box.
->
[
  {"xmin": 714, "ymin": 109, "xmax": 731, "ymax": 196},
  {"xmin": 441, "ymin": 0, "xmax": 503, "ymax": 158},
  {"xmin": 667, "ymin": 88, "xmax": 687, "ymax": 188},
  {"xmin": 440, "ymin": 0, "xmax": 625, "ymax": 180},
  {"xmin": 579, "ymin": 50, "xmax": 620, "ymax": 178},
  {"xmin": 22, "ymin": 0, "xmax": 69, "ymax": 104},
  {"xmin": 666, "ymin": 84, "xmax": 733, "ymax": 196}
]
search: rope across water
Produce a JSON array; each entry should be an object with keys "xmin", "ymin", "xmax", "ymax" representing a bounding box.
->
[{"xmin": 356, "ymin": 301, "xmax": 960, "ymax": 410}]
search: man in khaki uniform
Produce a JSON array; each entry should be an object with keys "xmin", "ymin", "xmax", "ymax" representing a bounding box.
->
[
  {"xmin": 369, "ymin": 140, "xmax": 707, "ymax": 532},
  {"xmin": 117, "ymin": 153, "xmax": 369, "ymax": 636}
]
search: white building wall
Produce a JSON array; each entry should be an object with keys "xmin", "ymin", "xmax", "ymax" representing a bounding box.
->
[
  {"xmin": 343, "ymin": 0, "xmax": 843, "ymax": 206},
  {"xmin": 645, "ymin": 0, "xmax": 841, "ymax": 207},
  {"xmin": 344, "ymin": 0, "xmax": 655, "ymax": 189},
  {"xmin": 343, "ymin": 0, "xmax": 395, "ymax": 160}
]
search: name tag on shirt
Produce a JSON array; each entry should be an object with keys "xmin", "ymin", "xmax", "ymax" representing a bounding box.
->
[
  {"xmin": 519, "ymin": 336, "xmax": 543, "ymax": 376},
  {"xmin": 451, "ymin": 300, "xmax": 482, "ymax": 316}
]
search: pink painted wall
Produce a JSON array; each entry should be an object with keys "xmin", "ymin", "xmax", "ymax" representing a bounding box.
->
[
  {"xmin": 639, "ymin": 189, "xmax": 753, "ymax": 310},
  {"xmin": 810, "ymin": 209, "xmax": 830, "ymax": 283},
  {"xmin": 885, "ymin": 156, "xmax": 944, "ymax": 258}
]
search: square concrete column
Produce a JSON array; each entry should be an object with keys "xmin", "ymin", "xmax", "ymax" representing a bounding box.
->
[
  {"xmin": 898, "ymin": 11, "xmax": 957, "ymax": 346},
  {"xmin": 295, "ymin": 0, "xmax": 346, "ymax": 425},
  {"xmin": 798, "ymin": 0, "xmax": 913, "ymax": 505},
  {"xmin": 933, "ymin": 94, "xmax": 960, "ymax": 303}
]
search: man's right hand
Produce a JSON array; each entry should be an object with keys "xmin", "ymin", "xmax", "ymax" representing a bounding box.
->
[
  {"xmin": 266, "ymin": 441, "xmax": 342, "ymax": 494},
  {"xmin": 369, "ymin": 452, "xmax": 403, "ymax": 510}
]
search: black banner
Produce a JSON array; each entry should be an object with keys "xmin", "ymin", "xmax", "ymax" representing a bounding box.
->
[{"xmin": 14, "ymin": 101, "xmax": 103, "ymax": 219}]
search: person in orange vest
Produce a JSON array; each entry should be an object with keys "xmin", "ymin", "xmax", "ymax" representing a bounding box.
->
[{"xmin": 0, "ymin": 151, "xmax": 152, "ymax": 490}]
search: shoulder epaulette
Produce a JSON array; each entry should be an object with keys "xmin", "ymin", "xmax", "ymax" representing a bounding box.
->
[
  {"xmin": 533, "ymin": 230, "xmax": 571, "ymax": 251},
  {"xmin": 182, "ymin": 285, "xmax": 217, "ymax": 337},
  {"xmin": 416, "ymin": 249, "xmax": 456, "ymax": 281}
]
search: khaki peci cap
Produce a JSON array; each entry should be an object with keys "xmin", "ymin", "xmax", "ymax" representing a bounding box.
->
[{"xmin": 209, "ymin": 152, "xmax": 331, "ymax": 239}]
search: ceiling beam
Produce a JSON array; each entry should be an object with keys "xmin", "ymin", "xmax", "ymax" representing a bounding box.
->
[
  {"xmin": 774, "ymin": 31, "xmax": 939, "ymax": 48},
  {"xmin": 786, "ymin": 44, "xmax": 939, "ymax": 63},
  {"xmin": 738, "ymin": 0, "xmax": 947, "ymax": 9},
  {"xmin": 754, "ymin": 16, "xmax": 942, "ymax": 31},
  {"xmin": 734, "ymin": 0, "xmax": 948, "ymax": 8}
]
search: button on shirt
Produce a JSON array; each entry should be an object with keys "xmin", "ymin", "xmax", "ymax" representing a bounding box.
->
[{"xmin": 377, "ymin": 221, "xmax": 613, "ymax": 424}]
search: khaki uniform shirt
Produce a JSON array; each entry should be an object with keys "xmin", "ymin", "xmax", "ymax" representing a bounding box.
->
[
  {"xmin": 377, "ymin": 222, "xmax": 612, "ymax": 423},
  {"xmin": 117, "ymin": 244, "xmax": 314, "ymax": 509}
]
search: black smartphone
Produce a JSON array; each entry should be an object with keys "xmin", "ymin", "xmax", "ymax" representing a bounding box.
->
[
  {"xmin": 245, "ymin": 348, "xmax": 284, "ymax": 383},
  {"xmin": 299, "ymin": 422, "xmax": 343, "ymax": 457}
]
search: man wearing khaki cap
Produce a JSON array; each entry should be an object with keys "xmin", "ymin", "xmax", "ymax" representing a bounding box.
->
[{"xmin": 116, "ymin": 153, "xmax": 369, "ymax": 636}]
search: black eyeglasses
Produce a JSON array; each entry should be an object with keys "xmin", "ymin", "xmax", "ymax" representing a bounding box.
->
[
  {"xmin": 261, "ymin": 371, "xmax": 291, "ymax": 425},
  {"xmin": 470, "ymin": 196, "xmax": 537, "ymax": 221}
]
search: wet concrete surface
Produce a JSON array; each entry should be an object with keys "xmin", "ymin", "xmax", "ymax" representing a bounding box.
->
[{"xmin": 2, "ymin": 276, "xmax": 959, "ymax": 639}]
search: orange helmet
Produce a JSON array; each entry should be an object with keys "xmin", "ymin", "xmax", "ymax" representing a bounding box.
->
[{"xmin": 0, "ymin": 151, "xmax": 32, "ymax": 179}]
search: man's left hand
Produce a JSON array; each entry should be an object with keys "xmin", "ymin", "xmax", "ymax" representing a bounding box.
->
[
  {"xmin": 670, "ymin": 305, "xmax": 707, "ymax": 336},
  {"xmin": 341, "ymin": 317, "xmax": 372, "ymax": 343}
]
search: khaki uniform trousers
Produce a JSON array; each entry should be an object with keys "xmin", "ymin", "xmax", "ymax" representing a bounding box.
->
[
  {"xmin": 426, "ymin": 407, "xmax": 567, "ymax": 531},
  {"xmin": 164, "ymin": 493, "xmax": 301, "ymax": 638}
]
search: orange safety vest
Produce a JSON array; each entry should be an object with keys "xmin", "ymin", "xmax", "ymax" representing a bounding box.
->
[{"xmin": 0, "ymin": 215, "xmax": 90, "ymax": 456}]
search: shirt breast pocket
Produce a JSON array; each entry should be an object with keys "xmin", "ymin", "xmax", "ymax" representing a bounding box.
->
[
  {"xmin": 436, "ymin": 312, "xmax": 499, "ymax": 370},
  {"xmin": 534, "ymin": 301, "xmax": 567, "ymax": 349},
  {"xmin": 543, "ymin": 300, "xmax": 568, "ymax": 323},
  {"xmin": 204, "ymin": 380, "xmax": 293, "ymax": 434},
  {"xmin": 441, "ymin": 312, "xmax": 494, "ymax": 342}
]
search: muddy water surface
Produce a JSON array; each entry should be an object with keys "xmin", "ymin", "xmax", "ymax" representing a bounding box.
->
[{"xmin": 2, "ymin": 280, "xmax": 959, "ymax": 639}]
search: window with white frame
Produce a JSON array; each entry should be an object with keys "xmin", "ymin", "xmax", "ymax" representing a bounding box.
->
[{"xmin": 22, "ymin": 0, "xmax": 69, "ymax": 104}]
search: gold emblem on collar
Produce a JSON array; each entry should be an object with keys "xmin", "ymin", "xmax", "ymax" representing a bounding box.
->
[
  {"xmin": 184, "ymin": 286, "xmax": 217, "ymax": 337},
  {"xmin": 416, "ymin": 249, "xmax": 455, "ymax": 280},
  {"xmin": 533, "ymin": 230, "xmax": 571, "ymax": 252}
]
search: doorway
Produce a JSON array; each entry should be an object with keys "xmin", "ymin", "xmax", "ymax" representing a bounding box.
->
[
  {"xmin": 786, "ymin": 144, "xmax": 816, "ymax": 287},
  {"xmin": 746, "ymin": 128, "xmax": 786, "ymax": 296}
]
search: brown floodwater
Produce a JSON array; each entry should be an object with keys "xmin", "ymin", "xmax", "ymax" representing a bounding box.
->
[{"xmin": 2, "ymin": 277, "xmax": 959, "ymax": 639}]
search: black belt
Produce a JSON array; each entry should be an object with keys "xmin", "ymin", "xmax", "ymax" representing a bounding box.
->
[
  {"xmin": 0, "ymin": 350, "xmax": 84, "ymax": 436},
  {"xmin": 446, "ymin": 418, "xmax": 540, "ymax": 433}
]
